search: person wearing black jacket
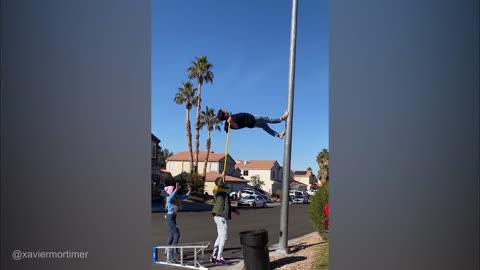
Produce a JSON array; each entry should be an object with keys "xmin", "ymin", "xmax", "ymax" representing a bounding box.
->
[
  {"xmin": 216, "ymin": 109, "xmax": 289, "ymax": 139},
  {"xmin": 210, "ymin": 172, "xmax": 240, "ymax": 265}
]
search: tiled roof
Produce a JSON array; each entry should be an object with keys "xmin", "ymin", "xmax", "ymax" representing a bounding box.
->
[
  {"xmin": 271, "ymin": 179, "xmax": 307, "ymax": 186},
  {"xmin": 235, "ymin": 160, "xmax": 279, "ymax": 170},
  {"xmin": 167, "ymin": 151, "xmax": 228, "ymax": 162},
  {"xmin": 293, "ymin": 170, "xmax": 313, "ymax": 177},
  {"xmin": 204, "ymin": 172, "xmax": 250, "ymax": 183},
  {"xmin": 290, "ymin": 180, "xmax": 308, "ymax": 186}
]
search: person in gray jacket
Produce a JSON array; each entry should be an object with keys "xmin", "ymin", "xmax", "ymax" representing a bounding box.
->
[{"xmin": 210, "ymin": 172, "xmax": 240, "ymax": 265}]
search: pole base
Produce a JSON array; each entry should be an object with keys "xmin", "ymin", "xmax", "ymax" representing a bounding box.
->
[{"xmin": 270, "ymin": 247, "xmax": 291, "ymax": 256}]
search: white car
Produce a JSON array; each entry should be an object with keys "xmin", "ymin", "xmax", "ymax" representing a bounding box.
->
[
  {"xmin": 230, "ymin": 191, "xmax": 240, "ymax": 200},
  {"xmin": 307, "ymin": 189, "xmax": 317, "ymax": 196},
  {"xmin": 290, "ymin": 190, "xmax": 306, "ymax": 197},
  {"xmin": 237, "ymin": 195, "xmax": 267, "ymax": 208},
  {"xmin": 292, "ymin": 194, "xmax": 309, "ymax": 204},
  {"xmin": 240, "ymin": 190, "xmax": 268, "ymax": 200}
]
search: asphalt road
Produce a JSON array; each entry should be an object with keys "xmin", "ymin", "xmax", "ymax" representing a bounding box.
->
[{"xmin": 152, "ymin": 201, "xmax": 314, "ymax": 269}]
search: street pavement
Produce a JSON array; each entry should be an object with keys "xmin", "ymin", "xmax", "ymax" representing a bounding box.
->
[{"xmin": 151, "ymin": 199, "xmax": 314, "ymax": 269}]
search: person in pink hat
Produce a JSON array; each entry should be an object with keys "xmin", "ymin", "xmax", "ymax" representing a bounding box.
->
[{"xmin": 164, "ymin": 182, "xmax": 190, "ymax": 262}]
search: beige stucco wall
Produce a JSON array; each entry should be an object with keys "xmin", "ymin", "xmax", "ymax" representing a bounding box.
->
[
  {"xmin": 293, "ymin": 175, "xmax": 319, "ymax": 190},
  {"xmin": 240, "ymin": 168, "xmax": 281, "ymax": 194},
  {"xmin": 166, "ymin": 160, "xmax": 222, "ymax": 177},
  {"xmin": 166, "ymin": 160, "xmax": 191, "ymax": 176},
  {"xmin": 166, "ymin": 157, "xmax": 238, "ymax": 177}
]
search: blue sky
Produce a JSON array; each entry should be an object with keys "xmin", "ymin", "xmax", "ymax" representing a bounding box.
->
[{"xmin": 152, "ymin": 0, "xmax": 328, "ymax": 173}]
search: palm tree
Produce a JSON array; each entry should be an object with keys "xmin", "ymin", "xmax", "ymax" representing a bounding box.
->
[
  {"xmin": 188, "ymin": 56, "xmax": 214, "ymax": 173},
  {"xmin": 199, "ymin": 106, "xmax": 221, "ymax": 181},
  {"xmin": 174, "ymin": 81, "xmax": 197, "ymax": 173},
  {"xmin": 316, "ymin": 149, "xmax": 329, "ymax": 184}
]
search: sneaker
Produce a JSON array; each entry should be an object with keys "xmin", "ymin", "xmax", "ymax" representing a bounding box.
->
[
  {"xmin": 215, "ymin": 258, "xmax": 226, "ymax": 265},
  {"xmin": 209, "ymin": 256, "xmax": 217, "ymax": 263}
]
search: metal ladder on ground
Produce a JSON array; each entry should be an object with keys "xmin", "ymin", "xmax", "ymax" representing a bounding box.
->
[{"xmin": 152, "ymin": 241, "xmax": 211, "ymax": 269}]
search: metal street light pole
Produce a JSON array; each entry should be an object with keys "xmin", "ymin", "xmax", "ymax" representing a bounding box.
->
[{"xmin": 279, "ymin": 0, "xmax": 298, "ymax": 254}]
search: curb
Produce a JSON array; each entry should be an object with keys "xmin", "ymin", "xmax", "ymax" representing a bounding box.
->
[{"xmin": 216, "ymin": 231, "xmax": 321, "ymax": 270}]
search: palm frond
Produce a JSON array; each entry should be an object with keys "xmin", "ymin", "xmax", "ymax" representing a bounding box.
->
[
  {"xmin": 187, "ymin": 56, "xmax": 214, "ymax": 84},
  {"xmin": 174, "ymin": 81, "xmax": 196, "ymax": 105},
  {"xmin": 173, "ymin": 93, "xmax": 185, "ymax": 104},
  {"xmin": 192, "ymin": 96, "xmax": 199, "ymax": 107},
  {"xmin": 198, "ymin": 105, "xmax": 221, "ymax": 131}
]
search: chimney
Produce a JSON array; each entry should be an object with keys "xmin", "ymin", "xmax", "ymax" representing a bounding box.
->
[{"xmin": 244, "ymin": 160, "xmax": 248, "ymax": 165}]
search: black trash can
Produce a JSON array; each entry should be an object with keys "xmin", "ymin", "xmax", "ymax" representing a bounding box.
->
[{"xmin": 239, "ymin": 229, "xmax": 271, "ymax": 270}]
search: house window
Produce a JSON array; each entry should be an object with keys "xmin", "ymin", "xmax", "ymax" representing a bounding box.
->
[
  {"xmin": 168, "ymin": 162, "xmax": 175, "ymax": 171},
  {"xmin": 210, "ymin": 163, "xmax": 218, "ymax": 172},
  {"xmin": 271, "ymin": 171, "xmax": 275, "ymax": 179},
  {"xmin": 151, "ymin": 142, "xmax": 157, "ymax": 159},
  {"xmin": 243, "ymin": 170, "xmax": 249, "ymax": 176}
]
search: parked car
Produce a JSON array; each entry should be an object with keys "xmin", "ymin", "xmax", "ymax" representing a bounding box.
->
[
  {"xmin": 230, "ymin": 191, "xmax": 240, "ymax": 200},
  {"xmin": 242, "ymin": 187, "xmax": 268, "ymax": 196},
  {"xmin": 255, "ymin": 192, "xmax": 269, "ymax": 201},
  {"xmin": 241, "ymin": 189, "xmax": 269, "ymax": 201},
  {"xmin": 237, "ymin": 195, "xmax": 267, "ymax": 208},
  {"xmin": 289, "ymin": 190, "xmax": 306, "ymax": 198},
  {"xmin": 239, "ymin": 190, "xmax": 255, "ymax": 198},
  {"xmin": 307, "ymin": 189, "xmax": 317, "ymax": 196},
  {"xmin": 292, "ymin": 194, "xmax": 309, "ymax": 204}
]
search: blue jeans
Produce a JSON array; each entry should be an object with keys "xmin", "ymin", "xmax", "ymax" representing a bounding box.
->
[
  {"xmin": 165, "ymin": 214, "xmax": 180, "ymax": 258},
  {"xmin": 253, "ymin": 115, "xmax": 282, "ymax": 137}
]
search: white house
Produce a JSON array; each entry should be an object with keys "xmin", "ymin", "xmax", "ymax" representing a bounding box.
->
[
  {"xmin": 292, "ymin": 169, "xmax": 319, "ymax": 190},
  {"xmin": 235, "ymin": 160, "xmax": 283, "ymax": 194},
  {"xmin": 166, "ymin": 150, "xmax": 238, "ymax": 177}
]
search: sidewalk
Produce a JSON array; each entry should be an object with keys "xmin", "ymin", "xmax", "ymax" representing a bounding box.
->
[
  {"xmin": 152, "ymin": 231, "xmax": 321, "ymax": 270},
  {"xmin": 214, "ymin": 231, "xmax": 321, "ymax": 270}
]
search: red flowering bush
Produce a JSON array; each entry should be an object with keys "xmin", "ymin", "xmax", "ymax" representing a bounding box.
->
[{"xmin": 308, "ymin": 182, "xmax": 329, "ymax": 237}]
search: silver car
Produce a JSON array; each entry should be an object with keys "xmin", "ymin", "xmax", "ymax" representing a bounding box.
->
[
  {"xmin": 237, "ymin": 195, "xmax": 267, "ymax": 208},
  {"xmin": 292, "ymin": 194, "xmax": 309, "ymax": 204}
]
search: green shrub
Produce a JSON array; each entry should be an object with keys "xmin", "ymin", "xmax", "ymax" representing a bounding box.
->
[
  {"xmin": 173, "ymin": 172, "xmax": 205, "ymax": 194},
  {"xmin": 308, "ymin": 182, "xmax": 329, "ymax": 238},
  {"xmin": 185, "ymin": 173, "xmax": 205, "ymax": 193}
]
